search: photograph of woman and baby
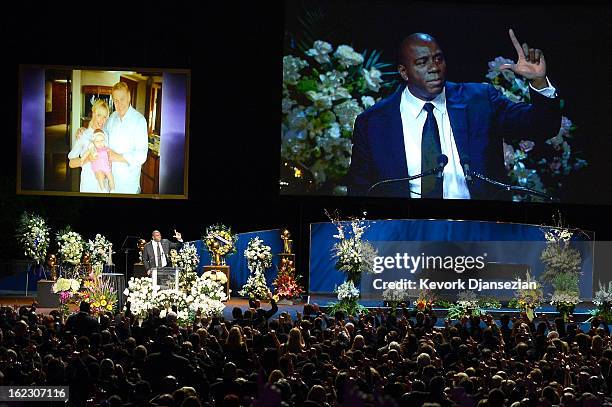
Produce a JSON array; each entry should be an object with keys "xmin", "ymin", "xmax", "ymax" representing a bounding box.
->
[{"xmin": 67, "ymin": 82, "xmax": 149, "ymax": 194}]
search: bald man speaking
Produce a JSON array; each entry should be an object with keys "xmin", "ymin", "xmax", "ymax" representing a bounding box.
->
[{"xmin": 347, "ymin": 30, "xmax": 561, "ymax": 200}]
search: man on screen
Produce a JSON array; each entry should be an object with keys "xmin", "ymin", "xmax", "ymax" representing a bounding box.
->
[
  {"xmin": 105, "ymin": 82, "xmax": 149, "ymax": 194},
  {"xmin": 143, "ymin": 229, "xmax": 184, "ymax": 275},
  {"xmin": 347, "ymin": 30, "xmax": 561, "ymax": 199}
]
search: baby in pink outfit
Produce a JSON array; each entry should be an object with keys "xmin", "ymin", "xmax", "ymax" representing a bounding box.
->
[{"xmin": 81, "ymin": 129, "xmax": 115, "ymax": 192}]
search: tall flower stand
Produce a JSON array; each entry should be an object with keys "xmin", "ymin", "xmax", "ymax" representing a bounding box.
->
[
  {"xmin": 276, "ymin": 253, "xmax": 296, "ymax": 305},
  {"xmin": 203, "ymin": 265, "xmax": 230, "ymax": 301}
]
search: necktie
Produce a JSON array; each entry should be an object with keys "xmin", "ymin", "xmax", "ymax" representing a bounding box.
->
[
  {"xmin": 421, "ymin": 103, "xmax": 443, "ymax": 198},
  {"xmin": 158, "ymin": 242, "xmax": 165, "ymax": 267},
  {"xmin": 155, "ymin": 242, "xmax": 162, "ymax": 268}
]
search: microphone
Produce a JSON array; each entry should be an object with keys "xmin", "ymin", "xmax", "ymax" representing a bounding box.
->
[
  {"xmin": 436, "ymin": 154, "xmax": 449, "ymax": 179},
  {"xmin": 460, "ymin": 155, "xmax": 472, "ymax": 182},
  {"xmin": 464, "ymin": 164, "xmax": 556, "ymax": 201},
  {"xmin": 366, "ymin": 154, "xmax": 448, "ymax": 196}
]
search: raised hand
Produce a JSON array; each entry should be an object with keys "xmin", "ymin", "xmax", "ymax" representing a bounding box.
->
[
  {"xmin": 173, "ymin": 229, "xmax": 182, "ymax": 241},
  {"xmin": 499, "ymin": 29, "xmax": 547, "ymax": 88}
]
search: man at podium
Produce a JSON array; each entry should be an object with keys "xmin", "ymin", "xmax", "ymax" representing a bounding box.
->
[{"xmin": 143, "ymin": 229, "xmax": 184, "ymax": 275}]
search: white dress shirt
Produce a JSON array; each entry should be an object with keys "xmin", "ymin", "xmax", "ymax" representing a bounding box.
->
[
  {"xmin": 399, "ymin": 80, "xmax": 557, "ymax": 198},
  {"xmin": 152, "ymin": 241, "xmax": 167, "ymax": 268},
  {"xmin": 104, "ymin": 105, "xmax": 149, "ymax": 194}
]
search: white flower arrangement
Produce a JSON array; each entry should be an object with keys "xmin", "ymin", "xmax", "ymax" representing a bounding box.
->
[
  {"xmin": 124, "ymin": 276, "xmax": 226, "ymax": 325},
  {"xmin": 56, "ymin": 229, "xmax": 84, "ymax": 266},
  {"xmin": 16, "ymin": 212, "xmax": 50, "ymax": 265},
  {"xmin": 189, "ymin": 296, "xmax": 225, "ymax": 319},
  {"xmin": 188, "ymin": 274, "xmax": 226, "ymax": 318},
  {"xmin": 173, "ymin": 242, "xmax": 200, "ymax": 272},
  {"xmin": 152, "ymin": 289, "xmax": 189, "ymax": 313},
  {"xmin": 244, "ymin": 237, "xmax": 273, "ymax": 273},
  {"xmin": 124, "ymin": 277, "xmax": 156, "ymax": 320},
  {"xmin": 336, "ymin": 280, "xmax": 360, "ymax": 302},
  {"xmin": 52, "ymin": 277, "xmax": 80, "ymax": 293},
  {"xmin": 550, "ymin": 291, "xmax": 580, "ymax": 307},
  {"xmin": 202, "ymin": 270, "xmax": 228, "ymax": 285},
  {"xmin": 191, "ymin": 274, "xmax": 227, "ymax": 302},
  {"xmin": 329, "ymin": 212, "xmax": 377, "ymax": 283},
  {"xmin": 239, "ymin": 270, "xmax": 271, "ymax": 301},
  {"xmin": 240, "ymin": 237, "xmax": 273, "ymax": 300},
  {"xmin": 87, "ymin": 234, "xmax": 113, "ymax": 267},
  {"xmin": 281, "ymin": 40, "xmax": 396, "ymax": 194},
  {"xmin": 382, "ymin": 288, "xmax": 409, "ymax": 303},
  {"xmin": 594, "ymin": 281, "xmax": 612, "ymax": 307},
  {"xmin": 457, "ymin": 290, "xmax": 480, "ymax": 310}
]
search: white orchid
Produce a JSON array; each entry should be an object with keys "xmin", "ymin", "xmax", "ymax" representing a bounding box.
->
[
  {"xmin": 306, "ymin": 40, "xmax": 333, "ymax": 64},
  {"xmin": 334, "ymin": 45, "xmax": 364, "ymax": 67}
]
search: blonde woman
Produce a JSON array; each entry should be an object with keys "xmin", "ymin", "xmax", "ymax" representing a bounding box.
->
[
  {"xmin": 281, "ymin": 327, "xmax": 306, "ymax": 355},
  {"xmin": 223, "ymin": 326, "xmax": 250, "ymax": 369},
  {"xmin": 68, "ymin": 99, "xmax": 111, "ymax": 192}
]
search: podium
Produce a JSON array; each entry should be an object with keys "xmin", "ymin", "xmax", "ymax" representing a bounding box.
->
[
  {"xmin": 151, "ymin": 267, "xmax": 180, "ymax": 292},
  {"xmin": 37, "ymin": 280, "xmax": 59, "ymax": 308},
  {"xmin": 203, "ymin": 265, "xmax": 230, "ymax": 301}
]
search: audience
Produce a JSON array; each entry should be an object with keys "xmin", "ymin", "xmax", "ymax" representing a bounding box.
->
[{"xmin": 0, "ymin": 301, "xmax": 611, "ymax": 406}]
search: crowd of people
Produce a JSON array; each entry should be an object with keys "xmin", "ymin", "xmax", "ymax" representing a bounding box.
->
[{"xmin": 0, "ymin": 299, "xmax": 611, "ymax": 406}]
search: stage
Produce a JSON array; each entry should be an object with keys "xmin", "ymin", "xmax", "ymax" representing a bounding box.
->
[{"xmin": 1, "ymin": 293, "xmax": 599, "ymax": 329}]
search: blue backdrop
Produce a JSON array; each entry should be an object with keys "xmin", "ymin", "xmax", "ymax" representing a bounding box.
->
[{"xmin": 309, "ymin": 219, "xmax": 594, "ymax": 298}]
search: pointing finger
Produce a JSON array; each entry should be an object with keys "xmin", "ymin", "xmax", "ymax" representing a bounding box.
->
[{"xmin": 509, "ymin": 29, "xmax": 524, "ymax": 58}]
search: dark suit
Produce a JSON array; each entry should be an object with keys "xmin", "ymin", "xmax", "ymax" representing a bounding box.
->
[
  {"xmin": 142, "ymin": 238, "xmax": 183, "ymax": 271},
  {"xmin": 347, "ymin": 82, "xmax": 561, "ymax": 199},
  {"xmin": 65, "ymin": 311, "xmax": 99, "ymax": 338}
]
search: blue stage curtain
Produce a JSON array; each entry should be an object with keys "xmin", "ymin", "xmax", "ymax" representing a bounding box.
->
[
  {"xmin": 191, "ymin": 229, "xmax": 283, "ymax": 292},
  {"xmin": 309, "ymin": 219, "xmax": 593, "ymax": 298}
]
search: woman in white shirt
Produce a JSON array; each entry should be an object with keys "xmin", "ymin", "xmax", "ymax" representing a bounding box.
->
[{"xmin": 68, "ymin": 99, "xmax": 110, "ymax": 192}]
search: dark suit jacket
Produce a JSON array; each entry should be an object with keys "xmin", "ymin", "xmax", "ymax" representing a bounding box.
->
[
  {"xmin": 142, "ymin": 238, "xmax": 183, "ymax": 270},
  {"xmin": 65, "ymin": 311, "xmax": 99, "ymax": 338},
  {"xmin": 347, "ymin": 82, "xmax": 561, "ymax": 199}
]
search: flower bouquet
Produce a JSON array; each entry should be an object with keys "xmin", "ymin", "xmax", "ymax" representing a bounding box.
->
[
  {"xmin": 203, "ymin": 224, "xmax": 237, "ymax": 265},
  {"xmin": 16, "ymin": 212, "xmax": 50, "ymax": 266},
  {"xmin": 590, "ymin": 281, "xmax": 612, "ymax": 324},
  {"xmin": 550, "ymin": 273, "xmax": 580, "ymax": 322},
  {"xmin": 124, "ymin": 277, "xmax": 155, "ymax": 322},
  {"xmin": 328, "ymin": 211, "xmax": 377, "ymax": 286},
  {"xmin": 273, "ymin": 257, "xmax": 304, "ymax": 303},
  {"xmin": 509, "ymin": 272, "xmax": 543, "ymax": 320},
  {"xmin": 281, "ymin": 39, "xmax": 396, "ymax": 194},
  {"xmin": 448, "ymin": 291, "xmax": 482, "ymax": 320},
  {"xmin": 169, "ymin": 243, "xmax": 201, "ymax": 293},
  {"xmin": 56, "ymin": 227, "xmax": 85, "ymax": 267},
  {"xmin": 328, "ymin": 280, "xmax": 367, "ymax": 316},
  {"xmin": 239, "ymin": 237, "xmax": 273, "ymax": 300},
  {"xmin": 187, "ymin": 274, "xmax": 227, "ymax": 318},
  {"xmin": 414, "ymin": 289, "xmax": 437, "ymax": 314},
  {"xmin": 382, "ymin": 288, "xmax": 409, "ymax": 316},
  {"xmin": 79, "ymin": 275, "xmax": 117, "ymax": 315},
  {"xmin": 86, "ymin": 234, "xmax": 113, "ymax": 268},
  {"xmin": 52, "ymin": 277, "xmax": 81, "ymax": 317}
]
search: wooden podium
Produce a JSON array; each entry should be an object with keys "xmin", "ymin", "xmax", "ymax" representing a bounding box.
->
[{"xmin": 203, "ymin": 265, "xmax": 230, "ymax": 301}]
